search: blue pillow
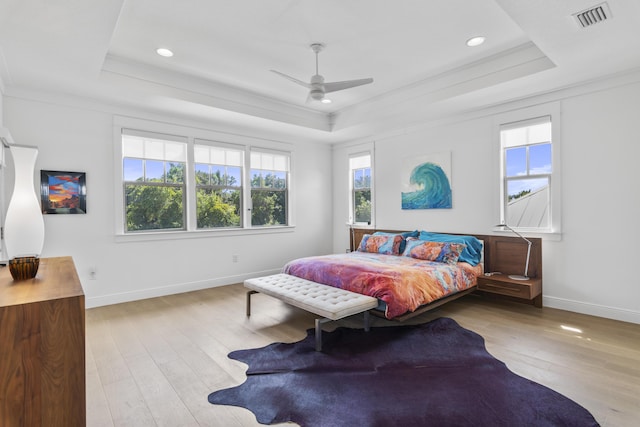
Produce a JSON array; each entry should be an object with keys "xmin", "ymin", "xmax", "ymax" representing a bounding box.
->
[{"xmin": 418, "ymin": 231, "xmax": 483, "ymax": 266}]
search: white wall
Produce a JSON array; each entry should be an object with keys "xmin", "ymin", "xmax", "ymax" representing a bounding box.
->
[
  {"xmin": 5, "ymin": 72, "xmax": 639, "ymax": 324},
  {"xmin": 546, "ymin": 81, "xmax": 640, "ymax": 320},
  {"xmin": 333, "ymin": 74, "xmax": 640, "ymax": 324},
  {"xmin": 3, "ymin": 95, "xmax": 333, "ymax": 307}
]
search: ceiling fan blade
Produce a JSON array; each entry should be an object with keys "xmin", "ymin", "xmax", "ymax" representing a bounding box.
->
[
  {"xmin": 324, "ymin": 78, "xmax": 373, "ymax": 94},
  {"xmin": 270, "ymin": 70, "xmax": 311, "ymax": 88}
]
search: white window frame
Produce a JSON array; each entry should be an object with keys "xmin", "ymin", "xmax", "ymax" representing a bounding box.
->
[
  {"xmin": 121, "ymin": 129, "xmax": 189, "ymax": 232},
  {"xmin": 347, "ymin": 145, "xmax": 374, "ymax": 227},
  {"xmin": 493, "ymin": 102, "xmax": 562, "ymax": 238},
  {"xmin": 193, "ymin": 139, "xmax": 245, "ymax": 230},
  {"xmin": 349, "ymin": 151, "xmax": 373, "ymax": 226},
  {"xmin": 113, "ymin": 116, "xmax": 294, "ymax": 241},
  {"xmin": 249, "ymin": 147, "xmax": 291, "ymax": 227}
]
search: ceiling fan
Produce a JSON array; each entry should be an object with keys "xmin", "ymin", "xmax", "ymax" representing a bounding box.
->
[{"xmin": 271, "ymin": 43, "xmax": 374, "ymax": 103}]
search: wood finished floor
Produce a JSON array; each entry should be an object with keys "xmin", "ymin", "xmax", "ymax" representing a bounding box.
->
[{"xmin": 86, "ymin": 283, "xmax": 640, "ymax": 426}]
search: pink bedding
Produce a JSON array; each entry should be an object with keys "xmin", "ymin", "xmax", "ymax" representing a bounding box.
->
[{"xmin": 283, "ymin": 252, "xmax": 482, "ymax": 319}]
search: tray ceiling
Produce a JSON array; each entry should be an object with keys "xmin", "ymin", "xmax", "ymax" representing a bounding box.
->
[{"xmin": 1, "ymin": 0, "xmax": 639, "ymax": 143}]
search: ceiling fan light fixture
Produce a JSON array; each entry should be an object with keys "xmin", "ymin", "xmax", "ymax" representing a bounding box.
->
[
  {"xmin": 156, "ymin": 48, "xmax": 174, "ymax": 57},
  {"xmin": 466, "ymin": 36, "xmax": 485, "ymax": 47},
  {"xmin": 321, "ymin": 98, "xmax": 332, "ymax": 104}
]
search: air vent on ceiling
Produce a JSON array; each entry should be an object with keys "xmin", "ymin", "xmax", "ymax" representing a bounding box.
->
[{"xmin": 573, "ymin": 2, "xmax": 611, "ymax": 28}]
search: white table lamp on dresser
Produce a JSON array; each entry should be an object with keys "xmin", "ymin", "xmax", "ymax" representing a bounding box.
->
[{"xmin": 1, "ymin": 128, "xmax": 45, "ymax": 280}]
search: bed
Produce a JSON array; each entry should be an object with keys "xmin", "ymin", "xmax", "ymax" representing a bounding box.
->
[
  {"xmin": 283, "ymin": 230, "xmax": 485, "ymax": 320},
  {"xmin": 283, "ymin": 228, "xmax": 542, "ymax": 320}
]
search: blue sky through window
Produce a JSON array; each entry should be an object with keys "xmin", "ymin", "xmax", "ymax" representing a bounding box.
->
[
  {"xmin": 530, "ymin": 144, "xmax": 552, "ymax": 174},
  {"xmin": 123, "ymin": 158, "xmax": 143, "ymax": 181},
  {"xmin": 146, "ymin": 160, "xmax": 164, "ymax": 181},
  {"xmin": 506, "ymin": 143, "xmax": 551, "ymax": 197}
]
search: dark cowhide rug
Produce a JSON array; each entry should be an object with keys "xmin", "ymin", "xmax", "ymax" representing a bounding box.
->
[{"xmin": 208, "ymin": 317, "xmax": 599, "ymax": 426}]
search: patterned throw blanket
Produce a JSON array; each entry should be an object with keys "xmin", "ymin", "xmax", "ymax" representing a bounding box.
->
[{"xmin": 283, "ymin": 252, "xmax": 482, "ymax": 319}]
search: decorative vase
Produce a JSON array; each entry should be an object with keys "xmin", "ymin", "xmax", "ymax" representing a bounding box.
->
[
  {"xmin": 4, "ymin": 144, "xmax": 45, "ymax": 280},
  {"xmin": 8, "ymin": 256, "xmax": 40, "ymax": 280}
]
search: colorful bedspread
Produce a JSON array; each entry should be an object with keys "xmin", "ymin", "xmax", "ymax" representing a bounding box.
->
[{"xmin": 283, "ymin": 252, "xmax": 482, "ymax": 319}]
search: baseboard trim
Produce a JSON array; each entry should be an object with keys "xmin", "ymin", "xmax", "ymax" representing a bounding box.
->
[
  {"xmin": 85, "ymin": 268, "xmax": 281, "ymax": 309},
  {"xmin": 543, "ymin": 295, "xmax": 640, "ymax": 325}
]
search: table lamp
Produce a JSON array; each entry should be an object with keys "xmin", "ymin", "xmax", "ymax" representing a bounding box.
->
[
  {"xmin": 1, "ymin": 128, "xmax": 45, "ymax": 280},
  {"xmin": 495, "ymin": 223, "xmax": 531, "ymax": 280}
]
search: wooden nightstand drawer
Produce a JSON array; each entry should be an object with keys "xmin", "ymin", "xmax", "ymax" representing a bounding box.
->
[{"xmin": 477, "ymin": 275, "xmax": 541, "ymax": 300}]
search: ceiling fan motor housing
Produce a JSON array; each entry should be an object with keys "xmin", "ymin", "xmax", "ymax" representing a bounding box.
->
[
  {"xmin": 310, "ymin": 74, "xmax": 325, "ymax": 100},
  {"xmin": 310, "ymin": 89, "xmax": 325, "ymax": 100}
]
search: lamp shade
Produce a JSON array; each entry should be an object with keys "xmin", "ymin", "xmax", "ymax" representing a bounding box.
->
[{"xmin": 4, "ymin": 145, "xmax": 45, "ymax": 259}]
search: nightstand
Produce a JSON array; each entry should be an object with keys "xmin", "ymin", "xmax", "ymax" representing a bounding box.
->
[{"xmin": 477, "ymin": 274, "xmax": 542, "ymax": 308}]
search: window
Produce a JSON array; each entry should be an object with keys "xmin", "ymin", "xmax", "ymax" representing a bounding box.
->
[
  {"xmin": 250, "ymin": 150, "xmax": 289, "ymax": 226},
  {"xmin": 122, "ymin": 131, "xmax": 187, "ymax": 232},
  {"xmin": 194, "ymin": 142, "xmax": 243, "ymax": 229},
  {"xmin": 117, "ymin": 122, "xmax": 292, "ymax": 235},
  {"xmin": 349, "ymin": 153, "xmax": 372, "ymax": 225},
  {"xmin": 500, "ymin": 116, "xmax": 553, "ymax": 230}
]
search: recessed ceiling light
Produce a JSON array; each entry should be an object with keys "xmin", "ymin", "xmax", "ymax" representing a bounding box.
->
[
  {"xmin": 156, "ymin": 48, "xmax": 174, "ymax": 57},
  {"xmin": 466, "ymin": 36, "xmax": 486, "ymax": 47},
  {"xmin": 321, "ymin": 98, "xmax": 332, "ymax": 104}
]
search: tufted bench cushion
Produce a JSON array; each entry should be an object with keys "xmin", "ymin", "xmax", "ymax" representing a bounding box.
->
[
  {"xmin": 245, "ymin": 273, "xmax": 378, "ymax": 320},
  {"xmin": 244, "ymin": 273, "xmax": 378, "ymax": 350}
]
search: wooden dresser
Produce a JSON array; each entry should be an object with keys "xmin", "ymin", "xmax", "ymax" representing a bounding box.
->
[{"xmin": 0, "ymin": 256, "xmax": 86, "ymax": 427}]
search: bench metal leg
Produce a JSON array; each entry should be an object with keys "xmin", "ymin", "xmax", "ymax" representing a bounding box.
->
[
  {"xmin": 246, "ymin": 290, "xmax": 258, "ymax": 317},
  {"xmin": 315, "ymin": 318, "xmax": 331, "ymax": 352},
  {"xmin": 316, "ymin": 312, "xmax": 373, "ymax": 352}
]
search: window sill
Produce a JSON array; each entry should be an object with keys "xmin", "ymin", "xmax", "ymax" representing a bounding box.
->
[
  {"xmin": 347, "ymin": 223, "xmax": 375, "ymax": 228},
  {"xmin": 115, "ymin": 225, "xmax": 295, "ymax": 243}
]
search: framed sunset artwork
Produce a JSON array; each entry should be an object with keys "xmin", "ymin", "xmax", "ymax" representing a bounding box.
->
[{"xmin": 40, "ymin": 170, "xmax": 87, "ymax": 214}]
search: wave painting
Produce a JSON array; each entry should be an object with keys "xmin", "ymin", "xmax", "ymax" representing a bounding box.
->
[{"xmin": 402, "ymin": 153, "xmax": 452, "ymax": 209}]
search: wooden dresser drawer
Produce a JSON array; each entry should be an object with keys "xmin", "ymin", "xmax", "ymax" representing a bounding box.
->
[{"xmin": 477, "ymin": 275, "xmax": 541, "ymax": 300}]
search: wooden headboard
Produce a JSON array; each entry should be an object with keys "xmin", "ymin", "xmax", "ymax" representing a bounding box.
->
[{"xmin": 349, "ymin": 228, "xmax": 542, "ymax": 279}]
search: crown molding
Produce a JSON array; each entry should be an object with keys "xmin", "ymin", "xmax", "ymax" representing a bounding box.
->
[
  {"xmin": 331, "ymin": 43, "xmax": 554, "ymax": 133},
  {"xmin": 101, "ymin": 55, "xmax": 331, "ymax": 132}
]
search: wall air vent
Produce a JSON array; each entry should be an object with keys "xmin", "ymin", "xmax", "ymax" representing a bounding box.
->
[{"xmin": 573, "ymin": 2, "xmax": 611, "ymax": 28}]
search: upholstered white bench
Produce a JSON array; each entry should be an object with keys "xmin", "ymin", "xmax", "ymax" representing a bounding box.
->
[{"xmin": 245, "ymin": 273, "xmax": 379, "ymax": 351}]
